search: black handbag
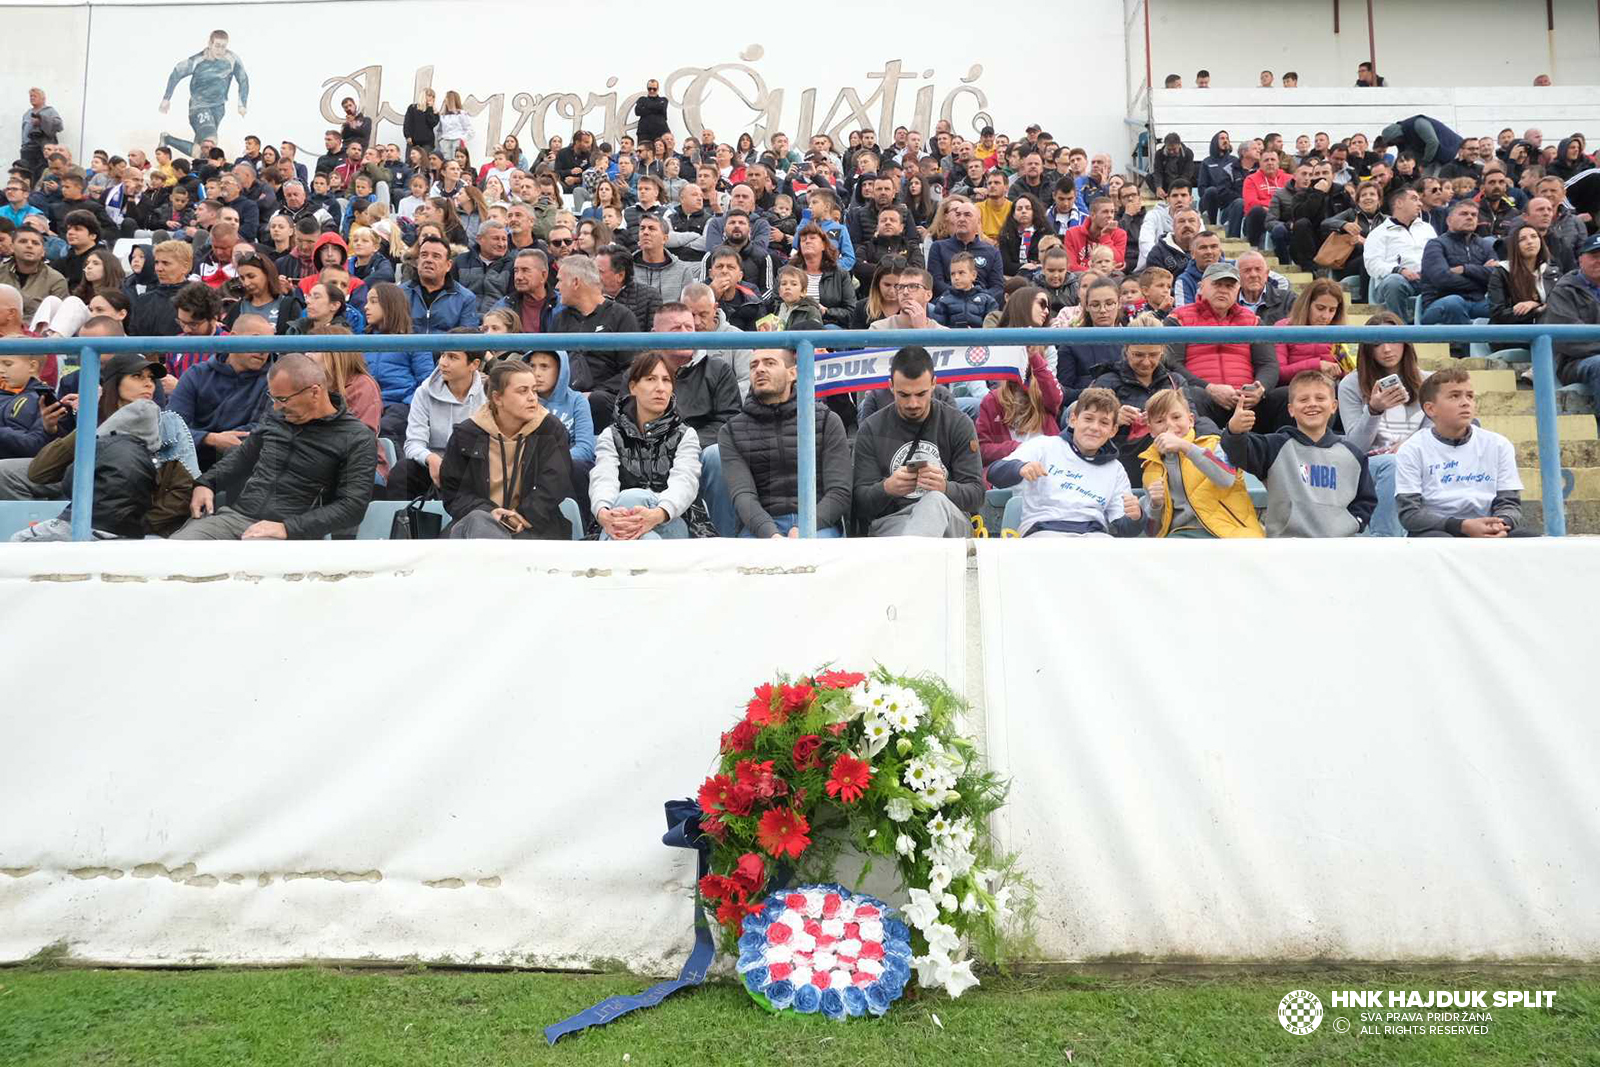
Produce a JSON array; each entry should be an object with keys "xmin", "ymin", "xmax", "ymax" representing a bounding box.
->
[{"xmin": 391, "ymin": 491, "xmax": 445, "ymax": 540}]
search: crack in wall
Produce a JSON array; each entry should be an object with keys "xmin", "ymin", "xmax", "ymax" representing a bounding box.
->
[{"xmin": 4, "ymin": 864, "xmax": 508, "ymax": 890}]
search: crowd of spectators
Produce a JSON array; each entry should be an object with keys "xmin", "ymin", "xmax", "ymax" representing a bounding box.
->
[{"xmin": 1, "ymin": 73, "xmax": 1595, "ymax": 542}]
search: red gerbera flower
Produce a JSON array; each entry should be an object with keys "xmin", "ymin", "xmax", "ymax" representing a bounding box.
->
[
  {"xmin": 815, "ymin": 670, "xmax": 866, "ymax": 689},
  {"xmin": 825, "ymin": 753, "xmax": 873, "ymax": 805},
  {"xmin": 699, "ymin": 811, "xmax": 728, "ymax": 842},
  {"xmin": 698, "ymin": 873, "xmax": 734, "ymax": 901},
  {"xmin": 697, "ymin": 773, "xmax": 754, "ymax": 816},
  {"xmin": 757, "ymin": 807, "xmax": 812, "ymax": 859},
  {"xmin": 781, "ymin": 683, "xmax": 815, "ymax": 714},
  {"xmin": 745, "ymin": 683, "xmax": 778, "ymax": 725}
]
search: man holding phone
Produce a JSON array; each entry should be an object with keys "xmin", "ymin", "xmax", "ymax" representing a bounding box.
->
[{"xmin": 851, "ymin": 345, "xmax": 983, "ymax": 538}]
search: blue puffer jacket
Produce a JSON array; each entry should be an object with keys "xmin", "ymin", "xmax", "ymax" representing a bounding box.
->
[
  {"xmin": 401, "ymin": 279, "xmax": 482, "ymax": 333},
  {"xmin": 0, "ymin": 380, "xmax": 58, "ymax": 459},
  {"xmin": 363, "ymin": 330, "xmax": 436, "ymax": 405},
  {"xmin": 538, "ymin": 350, "xmax": 596, "ymax": 464},
  {"xmin": 930, "ymin": 287, "xmax": 999, "ymax": 328}
]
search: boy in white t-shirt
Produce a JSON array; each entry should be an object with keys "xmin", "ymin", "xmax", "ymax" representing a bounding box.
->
[
  {"xmin": 987, "ymin": 387, "xmax": 1143, "ymax": 537},
  {"xmin": 1395, "ymin": 367, "xmax": 1534, "ymax": 537}
]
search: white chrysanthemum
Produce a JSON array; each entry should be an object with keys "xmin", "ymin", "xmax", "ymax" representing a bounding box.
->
[
  {"xmin": 928, "ymin": 862, "xmax": 953, "ymax": 895},
  {"xmin": 887, "ymin": 702, "xmax": 922, "ymax": 733},
  {"xmin": 926, "ymin": 811, "xmax": 954, "ymax": 841},
  {"xmin": 902, "ymin": 888, "xmax": 939, "ymax": 930},
  {"xmin": 861, "ymin": 716, "xmax": 892, "ymax": 757},
  {"xmin": 895, "ymin": 833, "xmax": 916, "ymax": 858},
  {"xmin": 904, "ymin": 758, "xmax": 937, "ymax": 793},
  {"xmin": 886, "ymin": 797, "xmax": 913, "ymax": 822}
]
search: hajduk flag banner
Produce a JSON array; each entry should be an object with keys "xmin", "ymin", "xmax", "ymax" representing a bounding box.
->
[{"xmin": 813, "ymin": 345, "xmax": 1030, "ymax": 397}]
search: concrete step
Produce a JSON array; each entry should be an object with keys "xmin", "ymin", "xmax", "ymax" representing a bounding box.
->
[
  {"xmin": 1469, "ymin": 369, "xmax": 1518, "ymax": 392},
  {"xmin": 1516, "ymin": 439, "xmax": 1600, "ymax": 466},
  {"xmin": 1519, "ymin": 500, "xmax": 1600, "ymax": 534},
  {"xmin": 1521, "ymin": 467, "xmax": 1600, "ymax": 501},
  {"xmin": 1473, "ymin": 391, "xmax": 1597, "ymax": 416},
  {"xmin": 1283, "ymin": 272, "xmax": 1314, "ymax": 287},
  {"xmin": 1478, "ymin": 414, "xmax": 1596, "ymax": 442}
]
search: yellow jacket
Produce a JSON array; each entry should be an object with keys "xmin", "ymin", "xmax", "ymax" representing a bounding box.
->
[
  {"xmin": 977, "ymin": 197, "xmax": 1012, "ymax": 244},
  {"xmin": 1139, "ymin": 432, "xmax": 1264, "ymax": 538}
]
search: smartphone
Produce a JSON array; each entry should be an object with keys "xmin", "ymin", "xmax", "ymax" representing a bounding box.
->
[
  {"xmin": 1241, "ymin": 382, "xmax": 1262, "ymax": 396},
  {"xmin": 497, "ymin": 513, "xmax": 520, "ymax": 532},
  {"xmin": 37, "ymin": 389, "xmax": 57, "ymax": 408},
  {"xmin": 906, "ymin": 460, "xmax": 928, "ymax": 472},
  {"xmin": 1377, "ymin": 373, "xmax": 1402, "ymax": 392}
]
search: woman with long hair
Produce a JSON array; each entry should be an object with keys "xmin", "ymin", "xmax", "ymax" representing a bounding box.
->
[
  {"xmin": 590, "ymin": 352, "xmax": 703, "ymax": 541},
  {"xmin": 503, "ymin": 134, "xmax": 529, "ymax": 171},
  {"xmin": 430, "ymin": 194, "xmax": 470, "ymax": 247},
  {"xmin": 851, "ymin": 255, "xmax": 907, "ymax": 329},
  {"xmin": 790, "ymin": 222, "xmax": 857, "ymax": 327},
  {"xmin": 453, "ymin": 144, "xmax": 476, "ymax": 187},
  {"xmin": 1274, "ymin": 278, "xmax": 1348, "ymax": 381},
  {"xmin": 287, "ymin": 281, "xmax": 349, "ymax": 335},
  {"xmin": 998, "ymin": 193, "xmax": 1047, "ymax": 277},
  {"xmin": 975, "ymin": 285, "xmax": 1064, "ymax": 473},
  {"xmin": 440, "ymin": 357, "xmax": 573, "ymax": 539},
  {"xmin": 581, "ymin": 179, "xmax": 624, "ymax": 222},
  {"xmin": 1320, "ymin": 179, "xmax": 1386, "ymax": 300},
  {"xmin": 1056, "ymin": 278, "xmax": 1125, "ymax": 404},
  {"xmin": 735, "ymin": 132, "xmax": 758, "ymax": 166},
  {"xmin": 16, "ymin": 353, "xmax": 197, "ymax": 541},
  {"xmin": 576, "ymin": 217, "xmax": 611, "ymax": 255},
  {"xmin": 306, "ymin": 325, "xmax": 387, "ymax": 482},
  {"xmin": 1336, "ymin": 310, "xmax": 1431, "ymax": 536},
  {"xmin": 1488, "ymin": 219, "xmax": 1561, "ymax": 326},
  {"xmin": 223, "ymin": 249, "xmax": 294, "ymax": 330},
  {"xmin": 904, "ymin": 173, "xmax": 937, "ymax": 233},
  {"xmin": 362, "ymin": 280, "xmax": 434, "ymax": 418},
  {"xmin": 454, "ymin": 183, "xmax": 489, "ymax": 244},
  {"xmin": 347, "ymin": 224, "xmax": 396, "ymax": 287},
  {"xmin": 70, "ymin": 248, "xmax": 125, "ymax": 303},
  {"xmin": 437, "ymin": 90, "xmax": 473, "ymax": 160}
]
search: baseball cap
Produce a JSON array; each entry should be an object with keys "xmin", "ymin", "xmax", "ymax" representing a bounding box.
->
[
  {"xmin": 1578, "ymin": 233, "xmax": 1600, "ymax": 256},
  {"xmin": 101, "ymin": 352, "xmax": 165, "ymax": 384},
  {"xmin": 1202, "ymin": 261, "xmax": 1240, "ymax": 282}
]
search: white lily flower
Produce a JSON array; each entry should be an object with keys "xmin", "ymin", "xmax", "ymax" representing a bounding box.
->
[
  {"xmin": 937, "ymin": 956, "xmax": 981, "ymax": 998},
  {"xmin": 902, "ymin": 888, "xmax": 939, "ymax": 930},
  {"xmin": 924, "ymin": 921, "xmax": 961, "ymax": 956},
  {"xmin": 928, "ymin": 862, "xmax": 953, "ymax": 895},
  {"xmin": 895, "ymin": 833, "xmax": 916, "ymax": 858},
  {"xmin": 912, "ymin": 952, "xmax": 948, "ymax": 989}
]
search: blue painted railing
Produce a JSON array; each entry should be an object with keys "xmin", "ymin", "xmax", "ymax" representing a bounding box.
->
[{"xmin": 3, "ymin": 323, "xmax": 1595, "ymax": 541}]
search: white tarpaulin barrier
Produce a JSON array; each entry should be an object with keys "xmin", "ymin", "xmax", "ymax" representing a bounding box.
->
[
  {"xmin": 0, "ymin": 539, "xmax": 968, "ymax": 968},
  {"xmin": 977, "ymin": 538, "xmax": 1600, "ymax": 963}
]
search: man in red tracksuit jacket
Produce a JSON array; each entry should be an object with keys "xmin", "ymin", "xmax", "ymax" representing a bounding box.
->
[
  {"xmin": 1059, "ymin": 197, "xmax": 1128, "ymax": 272},
  {"xmin": 1241, "ymin": 149, "xmax": 1291, "ymax": 251}
]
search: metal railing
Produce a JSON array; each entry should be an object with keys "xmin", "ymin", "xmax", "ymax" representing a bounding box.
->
[{"xmin": 2, "ymin": 323, "xmax": 1595, "ymax": 541}]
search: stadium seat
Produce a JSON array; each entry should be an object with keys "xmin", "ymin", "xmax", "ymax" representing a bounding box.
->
[
  {"xmin": 1244, "ymin": 472, "xmax": 1267, "ymax": 509},
  {"xmin": 1468, "ymin": 318, "xmax": 1492, "ymax": 359},
  {"xmin": 0, "ymin": 500, "xmax": 68, "ymax": 541},
  {"xmin": 559, "ymin": 497, "xmax": 583, "ymax": 540},
  {"xmin": 1496, "ymin": 348, "xmax": 1532, "ymax": 364},
  {"xmin": 353, "ymin": 499, "xmax": 448, "ymax": 539},
  {"xmin": 376, "ymin": 438, "xmax": 396, "ymax": 486},
  {"xmin": 1001, "ymin": 494, "xmax": 1023, "ymax": 535},
  {"xmin": 1411, "ymin": 295, "xmax": 1424, "ymax": 325}
]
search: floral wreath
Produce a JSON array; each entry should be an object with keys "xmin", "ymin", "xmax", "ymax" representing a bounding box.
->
[{"xmin": 694, "ymin": 667, "xmax": 1022, "ymax": 1001}]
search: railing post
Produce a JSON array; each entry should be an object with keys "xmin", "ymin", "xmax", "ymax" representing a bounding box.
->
[
  {"xmin": 795, "ymin": 338, "xmax": 817, "ymax": 538},
  {"xmin": 1530, "ymin": 332, "xmax": 1566, "ymax": 537},
  {"xmin": 69, "ymin": 345, "xmax": 100, "ymax": 543}
]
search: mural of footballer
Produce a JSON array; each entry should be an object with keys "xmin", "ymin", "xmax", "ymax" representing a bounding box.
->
[{"xmin": 159, "ymin": 29, "xmax": 249, "ymax": 157}]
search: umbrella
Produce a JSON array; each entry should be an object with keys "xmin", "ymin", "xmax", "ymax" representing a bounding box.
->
[{"xmin": 1564, "ymin": 168, "xmax": 1600, "ymax": 217}]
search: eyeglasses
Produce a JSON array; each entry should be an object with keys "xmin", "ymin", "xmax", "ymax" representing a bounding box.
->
[
  {"xmin": 892, "ymin": 283, "xmax": 928, "ymax": 292},
  {"xmin": 548, "ymin": 237, "xmax": 573, "ymax": 247},
  {"xmin": 268, "ymin": 383, "xmax": 317, "ymax": 406}
]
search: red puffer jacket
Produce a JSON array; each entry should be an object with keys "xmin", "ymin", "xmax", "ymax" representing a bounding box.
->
[
  {"xmin": 1274, "ymin": 318, "xmax": 1336, "ymax": 379},
  {"xmin": 1168, "ymin": 301, "xmax": 1259, "ymax": 386}
]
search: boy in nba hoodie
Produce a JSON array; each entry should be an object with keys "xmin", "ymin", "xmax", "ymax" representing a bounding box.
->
[
  {"xmin": 1222, "ymin": 370, "xmax": 1375, "ymax": 536},
  {"xmin": 988, "ymin": 387, "xmax": 1143, "ymax": 537}
]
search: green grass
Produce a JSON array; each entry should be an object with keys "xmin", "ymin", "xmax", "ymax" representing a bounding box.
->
[{"xmin": 1, "ymin": 966, "xmax": 1597, "ymax": 1066}]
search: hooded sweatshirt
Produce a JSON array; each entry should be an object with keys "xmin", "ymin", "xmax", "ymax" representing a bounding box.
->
[
  {"xmin": 168, "ymin": 352, "xmax": 271, "ymax": 460},
  {"xmin": 298, "ymin": 232, "xmax": 354, "ymax": 295},
  {"xmin": 538, "ymin": 350, "xmax": 596, "ymax": 464},
  {"xmin": 1197, "ymin": 134, "xmax": 1243, "ymax": 204},
  {"xmin": 404, "ymin": 365, "xmax": 485, "ymax": 465},
  {"xmin": 439, "ymin": 401, "xmax": 572, "ymax": 539}
]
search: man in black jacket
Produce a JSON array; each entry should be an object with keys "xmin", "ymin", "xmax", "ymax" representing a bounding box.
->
[
  {"xmin": 552, "ymin": 253, "xmax": 639, "ymax": 430},
  {"xmin": 716, "ymin": 348, "xmax": 852, "ymax": 538},
  {"xmin": 1545, "ymin": 235, "xmax": 1600, "ymax": 431},
  {"xmin": 634, "ymin": 80, "xmax": 670, "ymax": 144},
  {"xmin": 1152, "ymin": 132, "xmax": 1196, "ymax": 198},
  {"xmin": 1196, "ymin": 131, "xmax": 1242, "ymax": 226},
  {"xmin": 172, "ymin": 353, "xmax": 375, "ymax": 539},
  {"xmin": 597, "ymin": 244, "xmax": 660, "ymax": 331},
  {"xmin": 852, "ymin": 346, "xmax": 982, "ymax": 538},
  {"xmin": 453, "ymin": 222, "xmax": 514, "ymax": 312}
]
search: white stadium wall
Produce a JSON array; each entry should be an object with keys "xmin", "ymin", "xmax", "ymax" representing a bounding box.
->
[
  {"xmin": 0, "ymin": 0, "xmax": 1127, "ymax": 170},
  {"xmin": 4, "ymin": 539, "xmax": 1600, "ymax": 969}
]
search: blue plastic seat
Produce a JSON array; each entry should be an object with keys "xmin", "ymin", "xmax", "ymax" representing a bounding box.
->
[
  {"xmin": 1410, "ymin": 295, "xmax": 1424, "ymax": 325},
  {"xmin": 1468, "ymin": 318, "xmax": 1493, "ymax": 359},
  {"xmin": 376, "ymin": 439, "xmax": 397, "ymax": 486},
  {"xmin": 354, "ymin": 499, "xmax": 449, "ymax": 539},
  {"xmin": 1001, "ymin": 494, "xmax": 1023, "ymax": 535},
  {"xmin": 559, "ymin": 498, "xmax": 583, "ymax": 540},
  {"xmin": 0, "ymin": 500, "xmax": 68, "ymax": 541},
  {"xmin": 1244, "ymin": 472, "xmax": 1267, "ymax": 509},
  {"xmin": 1496, "ymin": 348, "xmax": 1532, "ymax": 364},
  {"xmin": 984, "ymin": 486, "xmax": 1014, "ymax": 509}
]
